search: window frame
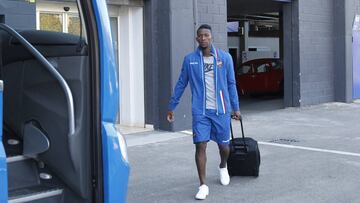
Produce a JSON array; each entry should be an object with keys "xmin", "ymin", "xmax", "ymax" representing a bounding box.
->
[{"xmin": 36, "ymin": 2, "xmax": 80, "ymax": 34}]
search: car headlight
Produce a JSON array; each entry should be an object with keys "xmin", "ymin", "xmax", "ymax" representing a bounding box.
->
[{"xmin": 117, "ymin": 132, "xmax": 129, "ymax": 163}]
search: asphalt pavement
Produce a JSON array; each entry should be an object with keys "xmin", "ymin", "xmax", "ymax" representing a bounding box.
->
[{"xmin": 125, "ymin": 101, "xmax": 360, "ymax": 203}]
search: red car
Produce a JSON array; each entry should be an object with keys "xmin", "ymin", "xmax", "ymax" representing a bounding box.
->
[{"xmin": 236, "ymin": 58, "xmax": 283, "ymax": 95}]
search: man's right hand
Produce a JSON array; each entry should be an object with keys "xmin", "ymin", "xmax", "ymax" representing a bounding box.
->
[{"xmin": 167, "ymin": 111, "xmax": 174, "ymax": 123}]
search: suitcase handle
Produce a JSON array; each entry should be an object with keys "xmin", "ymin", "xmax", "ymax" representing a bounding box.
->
[{"xmin": 230, "ymin": 118, "xmax": 247, "ymax": 147}]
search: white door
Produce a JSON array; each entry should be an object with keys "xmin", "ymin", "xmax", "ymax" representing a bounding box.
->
[{"xmin": 109, "ymin": 6, "xmax": 145, "ymax": 127}]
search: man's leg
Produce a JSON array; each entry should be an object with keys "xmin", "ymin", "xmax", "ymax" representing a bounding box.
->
[
  {"xmin": 217, "ymin": 143, "xmax": 231, "ymax": 185},
  {"xmin": 193, "ymin": 115, "xmax": 210, "ymax": 199},
  {"xmin": 210, "ymin": 113, "xmax": 231, "ymax": 186},
  {"xmin": 218, "ymin": 144, "xmax": 230, "ymax": 168},
  {"xmin": 195, "ymin": 142, "xmax": 207, "ymax": 185}
]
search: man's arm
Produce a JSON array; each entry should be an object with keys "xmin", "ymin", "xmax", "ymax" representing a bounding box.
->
[
  {"xmin": 167, "ymin": 57, "xmax": 190, "ymax": 122},
  {"xmin": 225, "ymin": 53, "xmax": 241, "ymax": 119}
]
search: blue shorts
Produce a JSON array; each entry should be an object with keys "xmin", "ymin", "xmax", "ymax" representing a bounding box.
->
[{"xmin": 192, "ymin": 109, "xmax": 231, "ymax": 145}]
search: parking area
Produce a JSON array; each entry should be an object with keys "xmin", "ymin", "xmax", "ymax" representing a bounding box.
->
[{"xmin": 126, "ymin": 102, "xmax": 360, "ymax": 203}]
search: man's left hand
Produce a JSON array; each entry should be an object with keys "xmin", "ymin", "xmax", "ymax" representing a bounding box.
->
[{"xmin": 232, "ymin": 111, "xmax": 241, "ymax": 120}]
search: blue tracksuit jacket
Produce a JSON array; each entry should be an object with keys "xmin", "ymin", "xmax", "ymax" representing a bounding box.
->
[{"xmin": 168, "ymin": 45, "xmax": 240, "ymax": 115}]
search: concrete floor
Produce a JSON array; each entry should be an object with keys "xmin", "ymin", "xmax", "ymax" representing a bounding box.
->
[
  {"xmin": 116, "ymin": 124, "xmax": 154, "ymax": 135},
  {"xmin": 239, "ymin": 95, "xmax": 284, "ymax": 115},
  {"xmin": 125, "ymin": 102, "xmax": 360, "ymax": 203}
]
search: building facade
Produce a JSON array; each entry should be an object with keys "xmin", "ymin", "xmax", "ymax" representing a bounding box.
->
[
  {"xmin": 1, "ymin": 0, "xmax": 360, "ymax": 132},
  {"xmin": 145, "ymin": 0, "xmax": 360, "ymax": 131}
]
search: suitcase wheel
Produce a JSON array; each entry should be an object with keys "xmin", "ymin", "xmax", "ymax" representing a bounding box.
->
[{"xmin": 253, "ymin": 169, "xmax": 259, "ymax": 177}]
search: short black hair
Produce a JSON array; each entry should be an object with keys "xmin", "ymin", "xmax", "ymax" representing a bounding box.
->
[{"xmin": 197, "ymin": 24, "xmax": 212, "ymax": 34}]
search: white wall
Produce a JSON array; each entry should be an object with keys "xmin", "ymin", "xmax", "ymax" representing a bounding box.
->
[
  {"xmin": 227, "ymin": 35, "xmax": 279, "ymax": 62},
  {"xmin": 228, "ymin": 36, "xmax": 279, "ymax": 53},
  {"xmin": 248, "ymin": 37, "xmax": 279, "ymax": 54}
]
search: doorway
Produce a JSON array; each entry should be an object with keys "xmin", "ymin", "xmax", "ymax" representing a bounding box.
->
[
  {"xmin": 108, "ymin": 5, "xmax": 146, "ymax": 131},
  {"xmin": 227, "ymin": 0, "xmax": 293, "ymax": 114}
]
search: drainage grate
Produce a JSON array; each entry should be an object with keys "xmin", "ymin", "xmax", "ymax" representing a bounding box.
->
[{"xmin": 269, "ymin": 138, "xmax": 299, "ymax": 144}]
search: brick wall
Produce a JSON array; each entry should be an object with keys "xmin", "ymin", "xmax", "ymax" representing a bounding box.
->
[
  {"xmin": 196, "ymin": 0, "xmax": 227, "ymax": 50},
  {"xmin": 298, "ymin": 0, "xmax": 335, "ymax": 105},
  {"xmin": 355, "ymin": 0, "xmax": 360, "ymax": 13},
  {"xmin": 151, "ymin": 0, "xmax": 229, "ymax": 131}
]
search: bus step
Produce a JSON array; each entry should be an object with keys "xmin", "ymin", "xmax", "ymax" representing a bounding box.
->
[
  {"xmin": 7, "ymin": 156, "xmax": 40, "ymax": 191},
  {"xmin": 8, "ymin": 184, "xmax": 63, "ymax": 203}
]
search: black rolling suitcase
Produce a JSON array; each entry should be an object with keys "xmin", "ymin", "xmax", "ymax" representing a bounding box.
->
[{"xmin": 227, "ymin": 119, "xmax": 260, "ymax": 177}]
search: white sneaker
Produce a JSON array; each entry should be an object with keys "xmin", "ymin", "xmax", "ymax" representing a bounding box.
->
[
  {"xmin": 195, "ymin": 185, "xmax": 209, "ymax": 200},
  {"xmin": 219, "ymin": 167, "xmax": 230, "ymax": 185}
]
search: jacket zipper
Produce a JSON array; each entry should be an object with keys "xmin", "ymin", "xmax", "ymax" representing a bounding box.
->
[
  {"xmin": 200, "ymin": 50, "xmax": 205, "ymax": 115},
  {"xmin": 214, "ymin": 51, "xmax": 218, "ymax": 115}
]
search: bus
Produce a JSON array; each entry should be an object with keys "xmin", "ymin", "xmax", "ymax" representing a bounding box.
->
[{"xmin": 0, "ymin": 0, "xmax": 129, "ymax": 202}]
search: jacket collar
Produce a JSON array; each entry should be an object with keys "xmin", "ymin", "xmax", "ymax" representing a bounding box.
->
[{"xmin": 196, "ymin": 44, "xmax": 217, "ymax": 58}]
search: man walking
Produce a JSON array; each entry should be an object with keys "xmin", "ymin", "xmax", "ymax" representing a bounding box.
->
[{"xmin": 167, "ymin": 24, "xmax": 241, "ymax": 200}]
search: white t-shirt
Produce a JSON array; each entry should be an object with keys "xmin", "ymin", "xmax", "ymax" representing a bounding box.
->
[{"xmin": 203, "ymin": 56, "xmax": 216, "ymax": 109}]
